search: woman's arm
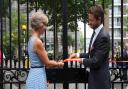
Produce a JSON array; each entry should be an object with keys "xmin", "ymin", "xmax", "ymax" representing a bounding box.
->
[{"xmin": 34, "ymin": 39, "xmax": 64, "ymax": 68}]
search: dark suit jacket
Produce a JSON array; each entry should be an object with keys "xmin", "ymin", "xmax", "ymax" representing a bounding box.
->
[{"xmin": 80, "ymin": 28, "xmax": 111, "ymax": 89}]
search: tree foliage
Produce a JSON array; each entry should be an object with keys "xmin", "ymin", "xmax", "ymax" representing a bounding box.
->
[
  {"xmin": 19, "ymin": 0, "xmax": 111, "ymax": 31},
  {"xmin": 1, "ymin": 0, "xmax": 9, "ymax": 17}
]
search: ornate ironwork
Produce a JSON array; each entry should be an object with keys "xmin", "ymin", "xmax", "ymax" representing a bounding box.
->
[
  {"xmin": 2, "ymin": 69, "xmax": 28, "ymax": 83},
  {"xmin": 110, "ymin": 68, "xmax": 125, "ymax": 81}
]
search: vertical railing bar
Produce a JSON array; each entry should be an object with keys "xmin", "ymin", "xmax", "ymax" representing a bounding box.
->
[
  {"xmin": 83, "ymin": 0, "xmax": 88, "ymax": 88},
  {"xmin": 121, "ymin": 82, "xmax": 123, "ymax": 89},
  {"xmin": 9, "ymin": 1, "xmax": 12, "ymax": 88},
  {"xmin": 62, "ymin": 0, "xmax": 68, "ymax": 64},
  {"xmin": 10, "ymin": 82, "xmax": 12, "ymax": 89},
  {"xmin": 93, "ymin": 0, "xmax": 95, "ymax": 5},
  {"xmin": 111, "ymin": 0, "xmax": 114, "ymax": 89},
  {"xmin": 0, "ymin": 0, "xmax": 1, "ymax": 54},
  {"xmin": 82, "ymin": 0, "xmax": 87, "ymax": 68},
  {"xmin": 120, "ymin": 0, "xmax": 124, "ymax": 87},
  {"xmin": 53, "ymin": 0, "xmax": 56, "ymax": 60},
  {"xmin": 35, "ymin": 0, "xmax": 38, "ymax": 12},
  {"xmin": 74, "ymin": 0, "xmax": 77, "ymax": 68},
  {"xmin": 111, "ymin": 0, "xmax": 114, "ymax": 67},
  {"xmin": 83, "ymin": 0, "xmax": 87, "ymax": 54},
  {"xmin": 112, "ymin": 83, "xmax": 114, "ymax": 89},
  {"xmin": 74, "ymin": 0, "xmax": 78, "ymax": 88},
  {"xmin": 1, "ymin": 1, "xmax": 3, "ymax": 67},
  {"xmin": 0, "ymin": 0, "xmax": 3, "ymax": 88},
  {"xmin": 17, "ymin": 0, "xmax": 21, "ymax": 69},
  {"xmin": 17, "ymin": 0, "xmax": 21, "ymax": 88},
  {"xmin": 62, "ymin": 0, "xmax": 68, "ymax": 88},
  {"xmin": 1, "ymin": 0, "xmax": 3, "ymax": 68},
  {"xmin": 44, "ymin": 27, "xmax": 47, "ymax": 51},
  {"xmin": 102, "ymin": 0, "xmax": 105, "ymax": 10},
  {"xmin": 9, "ymin": 0, "xmax": 12, "ymax": 69},
  {"xmin": 102, "ymin": 0, "xmax": 105, "ymax": 25},
  {"xmin": 43, "ymin": 1, "xmax": 47, "ymax": 52},
  {"xmin": 54, "ymin": 83, "xmax": 56, "ymax": 89},
  {"xmin": 120, "ymin": 0, "xmax": 123, "ymax": 64},
  {"xmin": 19, "ymin": 82, "xmax": 21, "ymax": 89},
  {"xmin": 17, "ymin": 0, "xmax": 22, "ymax": 89},
  {"xmin": 52, "ymin": 0, "xmax": 57, "ymax": 87},
  {"xmin": 26, "ymin": 0, "xmax": 30, "ymax": 68},
  {"xmin": 26, "ymin": 0, "xmax": 29, "ymax": 45}
]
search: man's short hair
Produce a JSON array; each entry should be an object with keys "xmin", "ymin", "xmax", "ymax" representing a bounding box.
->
[{"xmin": 88, "ymin": 5, "xmax": 104, "ymax": 23}]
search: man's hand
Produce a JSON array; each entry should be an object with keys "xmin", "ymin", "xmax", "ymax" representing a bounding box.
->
[{"xmin": 79, "ymin": 58, "xmax": 84, "ymax": 64}]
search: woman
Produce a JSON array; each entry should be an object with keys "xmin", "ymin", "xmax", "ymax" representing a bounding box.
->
[{"xmin": 25, "ymin": 11, "xmax": 64, "ymax": 89}]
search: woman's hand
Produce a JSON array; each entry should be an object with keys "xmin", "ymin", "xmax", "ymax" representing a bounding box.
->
[{"xmin": 57, "ymin": 60, "xmax": 64, "ymax": 68}]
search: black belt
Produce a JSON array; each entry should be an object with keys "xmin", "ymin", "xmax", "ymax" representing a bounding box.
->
[{"xmin": 31, "ymin": 66, "xmax": 45, "ymax": 68}]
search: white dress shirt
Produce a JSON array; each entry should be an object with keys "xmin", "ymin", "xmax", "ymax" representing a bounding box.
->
[{"xmin": 76, "ymin": 24, "xmax": 103, "ymax": 58}]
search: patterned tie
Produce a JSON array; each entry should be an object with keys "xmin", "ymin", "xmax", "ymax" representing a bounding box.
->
[{"xmin": 89, "ymin": 31, "xmax": 95, "ymax": 53}]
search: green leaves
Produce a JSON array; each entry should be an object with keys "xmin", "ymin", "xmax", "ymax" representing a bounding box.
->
[
  {"xmin": 1, "ymin": 0, "xmax": 9, "ymax": 17},
  {"xmin": 19, "ymin": 0, "xmax": 111, "ymax": 32}
]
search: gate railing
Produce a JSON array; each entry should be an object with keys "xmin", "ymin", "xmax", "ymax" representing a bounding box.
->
[{"xmin": 0, "ymin": 0, "xmax": 128, "ymax": 89}]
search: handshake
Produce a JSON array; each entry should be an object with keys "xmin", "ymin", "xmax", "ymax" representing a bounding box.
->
[{"xmin": 54, "ymin": 53, "xmax": 83, "ymax": 68}]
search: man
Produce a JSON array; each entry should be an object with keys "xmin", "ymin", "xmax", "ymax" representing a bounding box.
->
[{"xmin": 69, "ymin": 5, "xmax": 111, "ymax": 89}]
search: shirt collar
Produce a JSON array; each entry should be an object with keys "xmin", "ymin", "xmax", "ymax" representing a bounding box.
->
[{"xmin": 94, "ymin": 24, "xmax": 103, "ymax": 33}]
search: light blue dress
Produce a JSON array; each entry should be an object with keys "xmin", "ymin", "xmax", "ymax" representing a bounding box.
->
[{"xmin": 25, "ymin": 36, "xmax": 47, "ymax": 89}]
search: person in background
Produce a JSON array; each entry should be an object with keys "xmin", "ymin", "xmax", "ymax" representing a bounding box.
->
[
  {"xmin": 0, "ymin": 48, "xmax": 2, "ymax": 65},
  {"xmin": 0, "ymin": 48, "xmax": 5, "ymax": 65},
  {"xmin": 25, "ymin": 11, "xmax": 64, "ymax": 89},
  {"xmin": 123, "ymin": 43, "xmax": 128, "ymax": 62},
  {"xmin": 69, "ymin": 5, "xmax": 111, "ymax": 89},
  {"xmin": 122, "ymin": 43, "xmax": 128, "ymax": 81}
]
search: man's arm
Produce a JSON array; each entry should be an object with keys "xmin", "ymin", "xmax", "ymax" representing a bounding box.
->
[
  {"xmin": 80, "ymin": 53, "xmax": 89, "ymax": 58},
  {"xmin": 68, "ymin": 52, "xmax": 89, "ymax": 59}
]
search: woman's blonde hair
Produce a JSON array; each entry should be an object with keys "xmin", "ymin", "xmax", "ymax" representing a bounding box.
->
[{"xmin": 31, "ymin": 11, "xmax": 48, "ymax": 30}]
